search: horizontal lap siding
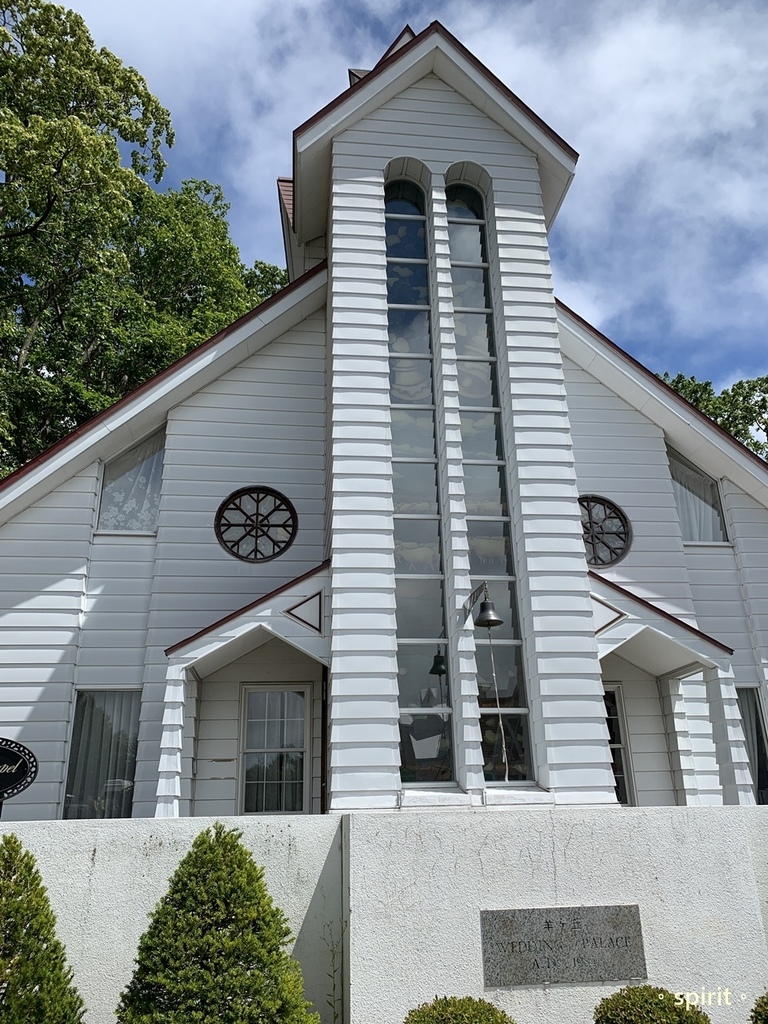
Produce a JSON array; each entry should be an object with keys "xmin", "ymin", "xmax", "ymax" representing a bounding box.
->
[
  {"xmin": 685, "ymin": 546, "xmax": 758, "ymax": 688},
  {"xmin": 194, "ymin": 641, "xmax": 323, "ymax": 817},
  {"xmin": 723, "ymin": 482, "xmax": 768, "ymax": 692},
  {"xmin": 563, "ymin": 358, "xmax": 697, "ymax": 621},
  {"xmin": 602, "ymin": 654, "xmax": 676, "ymax": 806},
  {"xmin": 0, "ymin": 469, "xmax": 98, "ymax": 819},
  {"xmin": 132, "ymin": 316, "xmax": 327, "ymax": 815}
]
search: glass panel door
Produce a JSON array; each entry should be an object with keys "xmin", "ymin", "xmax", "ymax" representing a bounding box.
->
[{"xmin": 242, "ymin": 688, "xmax": 308, "ymax": 813}]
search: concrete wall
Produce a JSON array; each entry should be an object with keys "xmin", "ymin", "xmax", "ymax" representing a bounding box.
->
[
  {"xmin": 1, "ymin": 808, "xmax": 767, "ymax": 1024},
  {"xmin": 344, "ymin": 808, "xmax": 768, "ymax": 1024},
  {"xmin": 0, "ymin": 816, "xmax": 342, "ymax": 1024}
]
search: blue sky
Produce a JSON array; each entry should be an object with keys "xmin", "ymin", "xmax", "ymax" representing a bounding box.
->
[{"xmin": 63, "ymin": 0, "xmax": 768, "ymax": 389}]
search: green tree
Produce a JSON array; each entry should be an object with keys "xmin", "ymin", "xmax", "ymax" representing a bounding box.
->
[
  {"xmin": 116, "ymin": 822, "xmax": 319, "ymax": 1024},
  {"xmin": 0, "ymin": 2, "xmax": 286, "ymax": 476},
  {"xmin": 661, "ymin": 372, "xmax": 768, "ymax": 459},
  {"xmin": 0, "ymin": 832, "xmax": 86, "ymax": 1023}
]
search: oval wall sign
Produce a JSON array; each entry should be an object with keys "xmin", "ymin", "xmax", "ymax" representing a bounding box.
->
[{"xmin": 0, "ymin": 738, "xmax": 38, "ymax": 801}]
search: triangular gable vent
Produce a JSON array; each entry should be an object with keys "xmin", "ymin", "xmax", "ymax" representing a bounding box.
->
[{"xmin": 284, "ymin": 591, "xmax": 323, "ymax": 634}]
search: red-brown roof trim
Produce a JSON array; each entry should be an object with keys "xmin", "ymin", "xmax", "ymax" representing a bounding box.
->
[
  {"xmin": 557, "ymin": 298, "xmax": 768, "ymax": 475},
  {"xmin": 165, "ymin": 559, "xmax": 330, "ymax": 655},
  {"xmin": 376, "ymin": 24, "xmax": 415, "ymax": 66},
  {"xmin": 0, "ymin": 261, "xmax": 328, "ymax": 495},
  {"xmin": 589, "ymin": 571, "xmax": 734, "ymax": 655},
  {"xmin": 293, "ymin": 20, "xmax": 577, "ymax": 162}
]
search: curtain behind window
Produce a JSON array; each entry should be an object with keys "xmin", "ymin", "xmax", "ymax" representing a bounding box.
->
[
  {"xmin": 98, "ymin": 430, "xmax": 165, "ymax": 531},
  {"xmin": 64, "ymin": 691, "xmax": 141, "ymax": 819},
  {"xmin": 738, "ymin": 688, "xmax": 768, "ymax": 804},
  {"xmin": 668, "ymin": 448, "xmax": 727, "ymax": 541}
]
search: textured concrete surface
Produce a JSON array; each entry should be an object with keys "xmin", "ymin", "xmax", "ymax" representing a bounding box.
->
[{"xmin": 2, "ymin": 808, "xmax": 767, "ymax": 1024}]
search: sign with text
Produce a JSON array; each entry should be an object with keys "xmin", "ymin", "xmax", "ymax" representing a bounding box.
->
[
  {"xmin": 481, "ymin": 905, "xmax": 647, "ymax": 986},
  {"xmin": 0, "ymin": 738, "xmax": 38, "ymax": 801}
]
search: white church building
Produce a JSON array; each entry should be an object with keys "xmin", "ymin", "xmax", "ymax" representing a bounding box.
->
[{"xmin": 1, "ymin": 22, "xmax": 767, "ymax": 1024}]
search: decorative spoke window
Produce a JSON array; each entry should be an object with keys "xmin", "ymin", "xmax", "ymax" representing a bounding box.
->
[
  {"xmin": 64, "ymin": 690, "xmax": 140, "ymax": 818},
  {"xmin": 579, "ymin": 495, "xmax": 632, "ymax": 566},
  {"xmin": 98, "ymin": 429, "xmax": 165, "ymax": 532},
  {"xmin": 242, "ymin": 688, "xmax": 308, "ymax": 813},
  {"xmin": 667, "ymin": 447, "xmax": 727, "ymax": 542},
  {"xmin": 603, "ymin": 687, "xmax": 633, "ymax": 805},
  {"xmin": 387, "ymin": 179, "xmax": 453, "ymax": 783},
  {"xmin": 447, "ymin": 183, "xmax": 532, "ymax": 783},
  {"xmin": 215, "ymin": 487, "xmax": 297, "ymax": 562}
]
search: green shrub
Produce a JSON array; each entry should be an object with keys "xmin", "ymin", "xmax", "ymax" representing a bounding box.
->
[
  {"xmin": 0, "ymin": 832, "xmax": 86, "ymax": 1023},
  {"xmin": 404, "ymin": 995, "xmax": 517, "ymax": 1024},
  {"xmin": 116, "ymin": 822, "xmax": 319, "ymax": 1024},
  {"xmin": 750, "ymin": 992, "xmax": 768, "ymax": 1024},
  {"xmin": 594, "ymin": 984, "xmax": 711, "ymax": 1024}
]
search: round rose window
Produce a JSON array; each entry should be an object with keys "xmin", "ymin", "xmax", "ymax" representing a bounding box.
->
[
  {"xmin": 579, "ymin": 495, "xmax": 632, "ymax": 567},
  {"xmin": 215, "ymin": 487, "xmax": 297, "ymax": 562}
]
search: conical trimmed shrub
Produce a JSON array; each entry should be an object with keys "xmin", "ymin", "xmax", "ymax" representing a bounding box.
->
[
  {"xmin": 0, "ymin": 832, "xmax": 86, "ymax": 1023},
  {"xmin": 116, "ymin": 822, "xmax": 319, "ymax": 1024}
]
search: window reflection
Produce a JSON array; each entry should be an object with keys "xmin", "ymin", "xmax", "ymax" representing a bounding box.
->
[
  {"xmin": 391, "ymin": 410, "xmax": 436, "ymax": 458},
  {"xmin": 397, "ymin": 644, "xmax": 450, "ymax": 708},
  {"xmin": 399, "ymin": 714, "xmax": 453, "ymax": 782},
  {"xmin": 394, "ymin": 519, "xmax": 441, "ymax": 573},
  {"xmin": 388, "ymin": 309, "xmax": 431, "ymax": 355},
  {"xmin": 395, "ymin": 579, "xmax": 445, "ymax": 639},
  {"xmin": 393, "ymin": 463, "xmax": 439, "ymax": 515},
  {"xmin": 480, "ymin": 714, "xmax": 532, "ymax": 781},
  {"xmin": 467, "ymin": 520, "xmax": 514, "ymax": 576}
]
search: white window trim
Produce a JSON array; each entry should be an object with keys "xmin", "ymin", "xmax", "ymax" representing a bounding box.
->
[
  {"xmin": 239, "ymin": 683, "xmax": 311, "ymax": 815},
  {"xmin": 603, "ymin": 683, "xmax": 636, "ymax": 807}
]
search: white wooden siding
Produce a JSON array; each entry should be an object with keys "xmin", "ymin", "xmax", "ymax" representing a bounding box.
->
[
  {"xmin": 563, "ymin": 357, "xmax": 698, "ymax": 621},
  {"xmin": 194, "ymin": 639, "xmax": 323, "ymax": 816},
  {"xmin": 722, "ymin": 480, "xmax": 768, "ymax": 694},
  {"xmin": 131, "ymin": 315, "xmax": 327, "ymax": 814},
  {"xmin": 602, "ymin": 653, "xmax": 676, "ymax": 806},
  {"xmin": 0, "ymin": 468, "xmax": 98, "ymax": 819}
]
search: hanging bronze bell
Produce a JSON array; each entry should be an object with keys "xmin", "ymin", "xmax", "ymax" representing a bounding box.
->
[
  {"xmin": 429, "ymin": 649, "xmax": 447, "ymax": 676},
  {"xmin": 474, "ymin": 599, "xmax": 503, "ymax": 630}
]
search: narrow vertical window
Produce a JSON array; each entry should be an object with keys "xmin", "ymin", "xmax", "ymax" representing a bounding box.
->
[
  {"xmin": 737, "ymin": 689, "xmax": 768, "ymax": 805},
  {"xmin": 603, "ymin": 687, "xmax": 633, "ymax": 805},
  {"xmin": 242, "ymin": 688, "xmax": 308, "ymax": 812},
  {"xmin": 667, "ymin": 446, "xmax": 727, "ymax": 542},
  {"xmin": 64, "ymin": 690, "xmax": 140, "ymax": 818},
  {"xmin": 447, "ymin": 183, "xmax": 532, "ymax": 782},
  {"xmin": 98, "ymin": 429, "xmax": 165, "ymax": 531},
  {"xmin": 387, "ymin": 180, "xmax": 453, "ymax": 783}
]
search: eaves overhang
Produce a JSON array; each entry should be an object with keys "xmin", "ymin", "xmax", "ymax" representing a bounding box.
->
[
  {"xmin": 589, "ymin": 573, "xmax": 733, "ymax": 677},
  {"xmin": 292, "ymin": 21, "xmax": 577, "ymax": 243},
  {"xmin": 165, "ymin": 561, "xmax": 331, "ymax": 676},
  {"xmin": 0, "ymin": 264, "xmax": 328, "ymax": 527},
  {"xmin": 557, "ymin": 301, "xmax": 768, "ymax": 511}
]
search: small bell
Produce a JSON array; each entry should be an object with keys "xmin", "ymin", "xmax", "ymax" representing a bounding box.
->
[
  {"xmin": 429, "ymin": 649, "xmax": 447, "ymax": 676},
  {"xmin": 474, "ymin": 599, "xmax": 503, "ymax": 630}
]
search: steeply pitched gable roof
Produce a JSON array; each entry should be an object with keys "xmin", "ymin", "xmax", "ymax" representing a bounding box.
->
[
  {"xmin": 0, "ymin": 264, "xmax": 328, "ymax": 526},
  {"xmin": 291, "ymin": 20, "xmax": 578, "ymax": 243}
]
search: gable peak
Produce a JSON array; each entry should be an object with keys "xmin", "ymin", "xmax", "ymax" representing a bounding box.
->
[{"xmin": 376, "ymin": 24, "xmax": 416, "ymax": 65}]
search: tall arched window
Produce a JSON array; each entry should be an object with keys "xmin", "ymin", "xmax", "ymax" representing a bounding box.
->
[
  {"xmin": 446, "ymin": 183, "xmax": 532, "ymax": 782},
  {"xmin": 386, "ymin": 179, "xmax": 453, "ymax": 783}
]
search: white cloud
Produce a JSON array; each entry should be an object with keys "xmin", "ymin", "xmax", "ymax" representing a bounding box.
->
[{"xmin": 55, "ymin": 1, "xmax": 768, "ymax": 380}]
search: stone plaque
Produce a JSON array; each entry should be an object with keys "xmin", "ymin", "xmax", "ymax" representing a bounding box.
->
[{"xmin": 481, "ymin": 905, "xmax": 647, "ymax": 987}]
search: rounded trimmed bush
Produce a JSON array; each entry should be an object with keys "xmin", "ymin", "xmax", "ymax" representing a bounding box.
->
[
  {"xmin": 594, "ymin": 984, "xmax": 712, "ymax": 1024},
  {"xmin": 750, "ymin": 992, "xmax": 768, "ymax": 1024},
  {"xmin": 404, "ymin": 995, "xmax": 517, "ymax": 1024}
]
